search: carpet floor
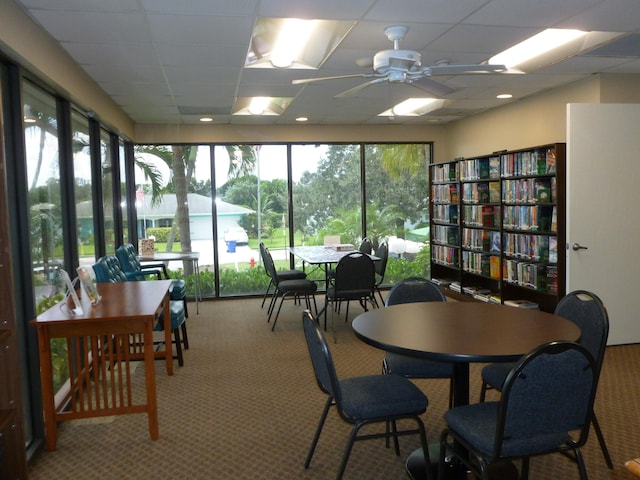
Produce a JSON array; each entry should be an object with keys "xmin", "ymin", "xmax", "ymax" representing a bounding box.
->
[{"xmin": 27, "ymin": 297, "xmax": 640, "ymax": 479}]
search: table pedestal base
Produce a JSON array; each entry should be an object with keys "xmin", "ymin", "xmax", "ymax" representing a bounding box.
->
[{"xmin": 405, "ymin": 447, "xmax": 519, "ymax": 480}]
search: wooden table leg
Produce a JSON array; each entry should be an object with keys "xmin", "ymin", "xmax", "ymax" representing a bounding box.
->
[
  {"xmin": 37, "ymin": 326, "xmax": 58, "ymax": 451},
  {"xmin": 163, "ymin": 292, "xmax": 173, "ymax": 376},
  {"xmin": 144, "ymin": 319, "xmax": 159, "ymax": 440}
]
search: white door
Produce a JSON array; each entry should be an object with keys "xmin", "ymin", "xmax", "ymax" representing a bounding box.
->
[{"xmin": 567, "ymin": 103, "xmax": 640, "ymax": 345}]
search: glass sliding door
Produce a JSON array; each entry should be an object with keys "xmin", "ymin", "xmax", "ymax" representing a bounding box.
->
[
  {"xmin": 100, "ymin": 128, "xmax": 115, "ymax": 254},
  {"xmin": 215, "ymin": 144, "xmax": 288, "ymax": 296},
  {"xmin": 291, "ymin": 143, "xmax": 363, "ymax": 243},
  {"xmin": 134, "ymin": 144, "xmax": 213, "ymax": 297},
  {"xmin": 364, "ymin": 144, "xmax": 431, "ymax": 284},
  {"xmin": 70, "ymin": 110, "xmax": 94, "ymax": 264}
]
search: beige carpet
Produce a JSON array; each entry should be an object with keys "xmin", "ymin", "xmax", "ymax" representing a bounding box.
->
[{"xmin": 27, "ymin": 297, "xmax": 640, "ymax": 479}]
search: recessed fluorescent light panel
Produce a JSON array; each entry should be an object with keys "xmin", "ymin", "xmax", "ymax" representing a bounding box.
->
[
  {"xmin": 246, "ymin": 17, "xmax": 355, "ymax": 69},
  {"xmin": 379, "ymin": 98, "xmax": 445, "ymax": 117},
  {"xmin": 232, "ymin": 97, "xmax": 293, "ymax": 116},
  {"xmin": 490, "ymin": 29, "xmax": 623, "ymax": 72}
]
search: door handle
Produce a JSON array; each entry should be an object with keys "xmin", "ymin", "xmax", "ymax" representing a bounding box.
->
[{"xmin": 572, "ymin": 243, "xmax": 588, "ymax": 251}]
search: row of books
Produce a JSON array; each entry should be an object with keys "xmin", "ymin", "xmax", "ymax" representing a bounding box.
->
[
  {"xmin": 503, "ymin": 233, "xmax": 558, "ymax": 263},
  {"xmin": 432, "ymin": 183, "xmax": 459, "ymax": 203},
  {"xmin": 463, "ymin": 205, "xmax": 500, "ymax": 228},
  {"xmin": 502, "ymin": 178, "xmax": 555, "ymax": 204},
  {"xmin": 459, "ymin": 156, "xmax": 500, "ymax": 181},
  {"xmin": 462, "ymin": 228, "xmax": 500, "ymax": 253},
  {"xmin": 503, "ymin": 259, "xmax": 558, "ymax": 292},
  {"xmin": 432, "ymin": 245, "xmax": 459, "ymax": 267},
  {"xmin": 431, "ymin": 163, "xmax": 458, "ymax": 182},
  {"xmin": 501, "ymin": 147, "xmax": 557, "ymax": 177},
  {"xmin": 433, "ymin": 204, "xmax": 459, "ymax": 224},
  {"xmin": 433, "ymin": 225, "xmax": 460, "ymax": 245},
  {"xmin": 462, "ymin": 251, "xmax": 501, "ymax": 279},
  {"xmin": 431, "ymin": 277, "xmax": 544, "ymax": 309},
  {"xmin": 502, "ymin": 205, "xmax": 556, "ymax": 232},
  {"xmin": 462, "ymin": 181, "xmax": 500, "ymax": 204}
]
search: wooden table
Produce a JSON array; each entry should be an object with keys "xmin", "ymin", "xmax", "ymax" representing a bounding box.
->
[
  {"xmin": 31, "ymin": 280, "xmax": 173, "ymax": 451},
  {"xmin": 352, "ymin": 302, "xmax": 581, "ymax": 480},
  {"xmin": 139, "ymin": 251, "xmax": 201, "ymax": 313}
]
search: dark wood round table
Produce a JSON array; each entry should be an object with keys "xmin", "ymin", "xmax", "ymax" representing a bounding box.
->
[{"xmin": 352, "ymin": 302, "xmax": 581, "ymax": 480}]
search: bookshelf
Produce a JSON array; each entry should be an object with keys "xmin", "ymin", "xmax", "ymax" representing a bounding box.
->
[
  {"xmin": 430, "ymin": 144, "xmax": 566, "ymax": 312},
  {"xmin": 430, "ymin": 159, "xmax": 461, "ymax": 293}
]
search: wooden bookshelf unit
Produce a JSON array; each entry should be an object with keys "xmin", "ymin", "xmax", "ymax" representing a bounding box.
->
[{"xmin": 430, "ymin": 144, "xmax": 566, "ymax": 312}]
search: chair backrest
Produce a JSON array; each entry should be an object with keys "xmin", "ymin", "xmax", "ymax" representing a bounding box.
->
[
  {"xmin": 116, "ymin": 243, "xmax": 142, "ymax": 274},
  {"xmin": 554, "ymin": 290, "xmax": 609, "ymax": 376},
  {"xmin": 259, "ymin": 242, "xmax": 271, "ymax": 278},
  {"xmin": 496, "ymin": 341, "xmax": 597, "ymax": 459},
  {"xmin": 333, "ymin": 252, "xmax": 375, "ymax": 296},
  {"xmin": 385, "ymin": 277, "xmax": 446, "ymax": 306},
  {"xmin": 93, "ymin": 255, "xmax": 127, "ymax": 283},
  {"xmin": 358, "ymin": 237, "xmax": 372, "ymax": 254},
  {"xmin": 262, "ymin": 245, "xmax": 279, "ymax": 285},
  {"xmin": 374, "ymin": 241, "xmax": 389, "ymax": 278},
  {"xmin": 302, "ymin": 310, "xmax": 343, "ymax": 406}
]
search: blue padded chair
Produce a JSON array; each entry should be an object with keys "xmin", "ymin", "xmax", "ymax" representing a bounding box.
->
[
  {"xmin": 116, "ymin": 243, "xmax": 189, "ymax": 348},
  {"xmin": 92, "ymin": 255, "xmax": 128, "ymax": 283},
  {"xmin": 382, "ymin": 278, "xmax": 455, "ymax": 408},
  {"xmin": 372, "ymin": 241, "xmax": 389, "ymax": 306},
  {"xmin": 479, "ymin": 290, "xmax": 613, "ymax": 469},
  {"xmin": 440, "ymin": 341, "xmax": 598, "ymax": 480},
  {"xmin": 259, "ymin": 242, "xmax": 306, "ymax": 309},
  {"xmin": 92, "ymin": 255, "xmax": 187, "ymax": 366},
  {"xmin": 302, "ymin": 311, "xmax": 432, "ymax": 480},
  {"xmin": 324, "ymin": 252, "xmax": 376, "ymax": 333},
  {"xmin": 116, "ymin": 243, "xmax": 187, "ymax": 311},
  {"xmin": 264, "ymin": 245, "xmax": 317, "ymax": 331}
]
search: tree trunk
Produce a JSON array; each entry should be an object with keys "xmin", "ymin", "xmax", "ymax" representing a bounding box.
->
[{"xmin": 171, "ymin": 146, "xmax": 193, "ymax": 276}]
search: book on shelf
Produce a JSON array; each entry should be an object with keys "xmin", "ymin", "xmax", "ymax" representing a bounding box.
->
[
  {"xmin": 490, "ymin": 255, "xmax": 500, "ymax": 279},
  {"xmin": 489, "ymin": 181, "xmax": 500, "ymax": 203},
  {"xmin": 549, "ymin": 237, "xmax": 558, "ymax": 264},
  {"xmin": 449, "ymin": 281, "xmax": 462, "ymax": 293},
  {"xmin": 474, "ymin": 292, "xmax": 492, "ymax": 302},
  {"xmin": 489, "ymin": 156, "xmax": 500, "ymax": 178},
  {"xmin": 504, "ymin": 299, "xmax": 539, "ymax": 310},
  {"xmin": 488, "ymin": 294, "xmax": 502, "ymax": 304},
  {"xmin": 449, "ymin": 184, "xmax": 459, "ymax": 203},
  {"xmin": 431, "ymin": 278, "xmax": 452, "ymax": 287}
]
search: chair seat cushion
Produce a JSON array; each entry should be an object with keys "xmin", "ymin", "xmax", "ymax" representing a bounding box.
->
[
  {"xmin": 170, "ymin": 279, "xmax": 186, "ymax": 300},
  {"xmin": 276, "ymin": 269, "xmax": 307, "ymax": 281},
  {"xmin": 279, "ymin": 278, "xmax": 317, "ymax": 294},
  {"xmin": 339, "ymin": 374, "xmax": 428, "ymax": 419},
  {"xmin": 384, "ymin": 352, "xmax": 454, "ymax": 378},
  {"xmin": 155, "ymin": 301, "xmax": 185, "ymax": 331},
  {"xmin": 326, "ymin": 286, "xmax": 371, "ymax": 301},
  {"xmin": 445, "ymin": 402, "xmax": 570, "ymax": 458},
  {"xmin": 481, "ymin": 362, "xmax": 516, "ymax": 390}
]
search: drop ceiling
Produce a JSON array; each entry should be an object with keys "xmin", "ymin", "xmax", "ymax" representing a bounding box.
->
[{"xmin": 12, "ymin": 0, "xmax": 640, "ymax": 125}]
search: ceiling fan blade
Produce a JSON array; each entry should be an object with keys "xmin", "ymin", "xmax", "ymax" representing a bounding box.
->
[
  {"xmin": 335, "ymin": 77, "xmax": 388, "ymax": 98},
  {"xmin": 408, "ymin": 76, "xmax": 456, "ymax": 97},
  {"xmin": 427, "ymin": 63, "xmax": 513, "ymax": 75},
  {"xmin": 292, "ymin": 73, "xmax": 371, "ymax": 85}
]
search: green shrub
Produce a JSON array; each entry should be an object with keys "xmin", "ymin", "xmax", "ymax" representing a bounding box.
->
[{"xmin": 146, "ymin": 227, "xmax": 180, "ymax": 242}]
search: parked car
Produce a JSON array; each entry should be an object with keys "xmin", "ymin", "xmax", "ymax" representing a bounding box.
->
[{"xmin": 224, "ymin": 227, "xmax": 248, "ymax": 245}]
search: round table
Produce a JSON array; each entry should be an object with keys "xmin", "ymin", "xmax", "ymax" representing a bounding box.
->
[{"xmin": 352, "ymin": 302, "xmax": 581, "ymax": 480}]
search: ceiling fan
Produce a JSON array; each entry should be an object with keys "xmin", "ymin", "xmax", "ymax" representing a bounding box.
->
[{"xmin": 292, "ymin": 25, "xmax": 513, "ymax": 98}]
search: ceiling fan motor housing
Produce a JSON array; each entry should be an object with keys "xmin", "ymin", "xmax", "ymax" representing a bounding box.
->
[{"xmin": 373, "ymin": 49, "xmax": 422, "ymax": 74}]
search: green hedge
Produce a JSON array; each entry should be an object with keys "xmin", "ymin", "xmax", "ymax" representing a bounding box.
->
[{"xmin": 146, "ymin": 227, "xmax": 180, "ymax": 242}]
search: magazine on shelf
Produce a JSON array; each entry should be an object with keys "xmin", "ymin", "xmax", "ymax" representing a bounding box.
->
[{"xmin": 504, "ymin": 299, "xmax": 539, "ymax": 310}]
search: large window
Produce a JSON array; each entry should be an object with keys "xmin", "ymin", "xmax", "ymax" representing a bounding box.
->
[{"xmin": 71, "ymin": 110, "xmax": 93, "ymax": 263}]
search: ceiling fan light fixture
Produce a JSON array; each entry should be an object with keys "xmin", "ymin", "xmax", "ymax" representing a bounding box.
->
[
  {"xmin": 248, "ymin": 97, "xmax": 271, "ymax": 115},
  {"xmin": 490, "ymin": 28, "xmax": 587, "ymax": 69},
  {"xmin": 270, "ymin": 19, "xmax": 317, "ymax": 68},
  {"xmin": 379, "ymin": 98, "xmax": 443, "ymax": 117}
]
